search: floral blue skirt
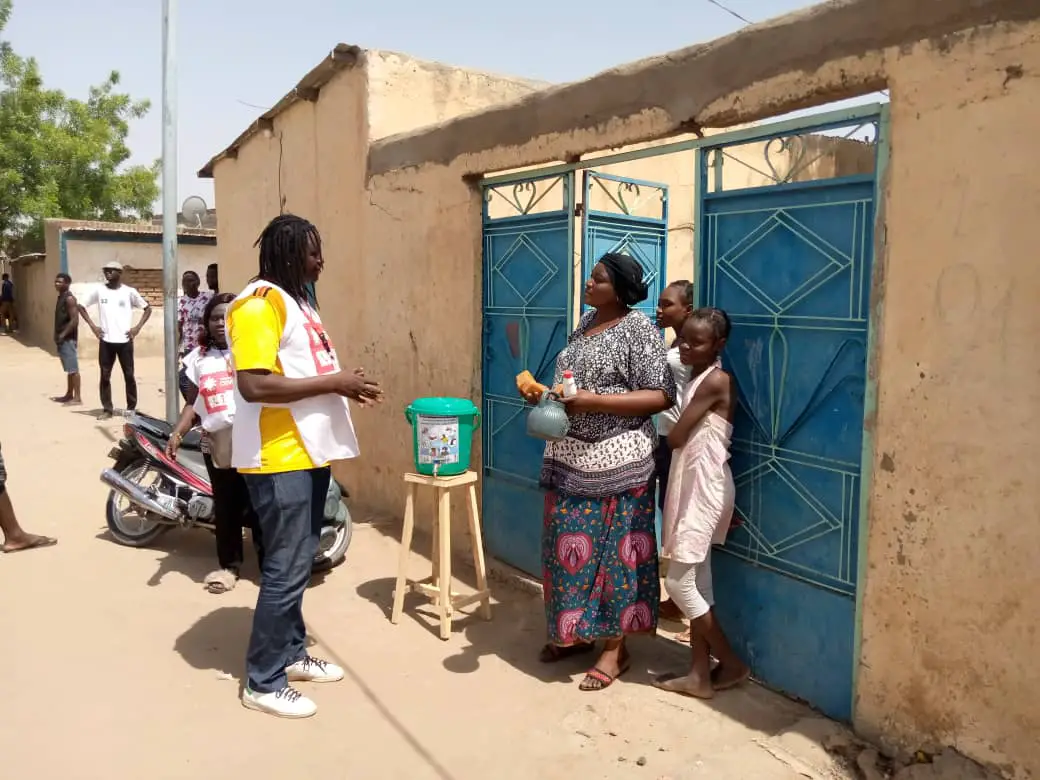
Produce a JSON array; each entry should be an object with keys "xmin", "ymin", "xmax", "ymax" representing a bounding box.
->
[{"xmin": 542, "ymin": 485, "xmax": 660, "ymax": 646}]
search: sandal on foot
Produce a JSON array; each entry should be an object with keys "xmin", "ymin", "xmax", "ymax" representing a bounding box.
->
[
  {"xmin": 579, "ymin": 660, "xmax": 631, "ymax": 691},
  {"xmin": 2, "ymin": 535, "xmax": 57, "ymax": 553},
  {"xmin": 539, "ymin": 642, "xmax": 595, "ymax": 663},
  {"xmin": 204, "ymin": 568, "xmax": 238, "ymax": 594}
]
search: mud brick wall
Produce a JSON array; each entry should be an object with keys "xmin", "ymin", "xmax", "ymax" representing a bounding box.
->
[{"xmin": 121, "ymin": 268, "xmax": 164, "ymax": 307}]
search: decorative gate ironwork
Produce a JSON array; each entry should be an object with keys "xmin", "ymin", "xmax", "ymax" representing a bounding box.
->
[
  {"xmin": 581, "ymin": 171, "xmax": 669, "ymax": 321},
  {"xmin": 698, "ymin": 114, "xmax": 881, "ymax": 721},
  {"xmin": 481, "ymin": 173, "xmax": 574, "ymax": 575}
]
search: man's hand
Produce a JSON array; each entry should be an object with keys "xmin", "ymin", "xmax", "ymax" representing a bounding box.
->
[
  {"xmin": 90, "ymin": 324, "xmax": 103, "ymax": 340},
  {"xmin": 165, "ymin": 432, "xmax": 182, "ymax": 459},
  {"xmin": 330, "ymin": 367, "xmax": 383, "ymax": 403},
  {"xmin": 127, "ymin": 326, "xmax": 141, "ymax": 341}
]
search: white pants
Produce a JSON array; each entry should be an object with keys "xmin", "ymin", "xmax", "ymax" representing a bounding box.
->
[{"xmin": 664, "ymin": 551, "xmax": 714, "ymax": 620}]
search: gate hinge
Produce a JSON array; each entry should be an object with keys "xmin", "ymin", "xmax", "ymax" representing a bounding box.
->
[{"xmin": 574, "ymin": 202, "xmax": 584, "ymax": 218}]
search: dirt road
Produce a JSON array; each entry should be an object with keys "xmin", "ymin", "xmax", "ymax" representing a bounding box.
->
[{"xmin": 0, "ymin": 334, "xmax": 859, "ymax": 780}]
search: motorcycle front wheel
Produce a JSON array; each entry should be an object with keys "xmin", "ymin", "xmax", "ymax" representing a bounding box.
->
[{"xmin": 105, "ymin": 460, "xmax": 171, "ymax": 548}]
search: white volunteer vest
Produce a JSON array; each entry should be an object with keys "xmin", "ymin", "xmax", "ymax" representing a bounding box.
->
[
  {"xmin": 183, "ymin": 346, "xmax": 236, "ymax": 432},
  {"xmin": 229, "ymin": 280, "xmax": 360, "ymax": 470}
]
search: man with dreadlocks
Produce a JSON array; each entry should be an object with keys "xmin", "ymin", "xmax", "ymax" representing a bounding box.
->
[{"xmin": 228, "ymin": 213, "xmax": 382, "ymax": 718}]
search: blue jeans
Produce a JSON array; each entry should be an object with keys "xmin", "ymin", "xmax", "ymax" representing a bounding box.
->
[{"xmin": 242, "ymin": 467, "xmax": 331, "ymax": 693}]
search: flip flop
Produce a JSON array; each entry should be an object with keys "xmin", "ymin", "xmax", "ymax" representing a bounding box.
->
[
  {"xmin": 2, "ymin": 536, "xmax": 58, "ymax": 553},
  {"xmin": 578, "ymin": 658, "xmax": 631, "ymax": 691},
  {"xmin": 204, "ymin": 568, "xmax": 238, "ymax": 594}
]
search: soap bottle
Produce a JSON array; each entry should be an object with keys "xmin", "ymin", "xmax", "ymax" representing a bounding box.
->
[{"xmin": 561, "ymin": 370, "xmax": 578, "ymax": 398}]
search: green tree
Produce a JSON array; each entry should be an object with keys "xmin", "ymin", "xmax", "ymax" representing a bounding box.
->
[{"xmin": 0, "ymin": 0, "xmax": 159, "ymax": 255}]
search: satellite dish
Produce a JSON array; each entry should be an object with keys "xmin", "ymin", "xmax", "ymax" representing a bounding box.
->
[{"xmin": 181, "ymin": 195, "xmax": 208, "ymax": 228}]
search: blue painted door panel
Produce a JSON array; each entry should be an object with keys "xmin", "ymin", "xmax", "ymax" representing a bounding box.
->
[
  {"xmin": 482, "ymin": 204, "xmax": 571, "ymax": 576},
  {"xmin": 581, "ymin": 171, "xmax": 670, "ymax": 543},
  {"xmin": 701, "ymin": 179, "xmax": 875, "ymax": 721},
  {"xmin": 581, "ymin": 172, "xmax": 669, "ymax": 322}
]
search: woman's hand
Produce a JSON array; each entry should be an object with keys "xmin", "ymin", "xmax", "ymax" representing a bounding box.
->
[
  {"xmin": 520, "ymin": 386, "xmax": 544, "ymax": 405},
  {"xmin": 558, "ymin": 389, "xmax": 598, "ymax": 415},
  {"xmin": 165, "ymin": 432, "xmax": 182, "ymax": 459}
]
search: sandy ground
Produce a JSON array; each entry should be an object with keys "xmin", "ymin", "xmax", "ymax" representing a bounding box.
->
[{"xmin": 0, "ymin": 334, "xmax": 871, "ymax": 780}]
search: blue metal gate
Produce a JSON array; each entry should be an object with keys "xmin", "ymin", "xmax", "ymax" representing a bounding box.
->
[
  {"xmin": 581, "ymin": 171, "xmax": 668, "ymax": 320},
  {"xmin": 481, "ymin": 174, "xmax": 574, "ymax": 575},
  {"xmin": 698, "ymin": 115, "xmax": 881, "ymax": 720}
]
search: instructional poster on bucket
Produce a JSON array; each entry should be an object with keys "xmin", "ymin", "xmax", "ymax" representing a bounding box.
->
[{"xmin": 417, "ymin": 415, "xmax": 460, "ymax": 465}]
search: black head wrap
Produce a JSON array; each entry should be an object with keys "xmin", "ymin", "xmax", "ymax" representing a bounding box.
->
[{"xmin": 599, "ymin": 252, "xmax": 648, "ymax": 306}]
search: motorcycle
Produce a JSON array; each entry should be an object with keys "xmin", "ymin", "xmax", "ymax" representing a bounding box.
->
[{"xmin": 99, "ymin": 411, "xmax": 352, "ymax": 573}]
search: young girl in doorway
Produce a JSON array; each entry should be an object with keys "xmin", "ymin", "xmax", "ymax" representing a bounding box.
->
[
  {"xmin": 654, "ymin": 281, "xmax": 693, "ymax": 625},
  {"xmin": 654, "ymin": 307, "xmax": 749, "ymax": 698},
  {"xmin": 167, "ymin": 293, "xmax": 263, "ymax": 594}
]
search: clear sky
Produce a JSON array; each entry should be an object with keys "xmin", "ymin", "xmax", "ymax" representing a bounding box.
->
[{"xmin": 7, "ymin": 0, "xmax": 863, "ymax": 212}]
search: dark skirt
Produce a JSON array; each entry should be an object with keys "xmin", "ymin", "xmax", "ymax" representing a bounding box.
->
[{"xmin": 542, "ymin": 485, "xmax": 661, "ymax": 645}]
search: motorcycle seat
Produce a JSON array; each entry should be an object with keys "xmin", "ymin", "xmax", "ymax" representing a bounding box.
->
[
  {"xmin": 130, "ymin": 411, "xmax": 202, "ymax": 450},
  {"xmin": 176, "ymin": 448, "xmax": 209, "ymax": 481},
  {"xmin": 181, "ymin": 429, "xmax": 203, "ymax": 450}
]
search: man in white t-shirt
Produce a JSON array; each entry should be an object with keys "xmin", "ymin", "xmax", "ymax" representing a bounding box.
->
[{"xmin": 77, "ymin": 261, "xmax": 152, "ymax": 420}]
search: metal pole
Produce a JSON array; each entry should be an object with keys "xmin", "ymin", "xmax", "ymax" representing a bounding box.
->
[{"xmin": 161, "ymin": 0, "xmax": 179, "ymax": 422}]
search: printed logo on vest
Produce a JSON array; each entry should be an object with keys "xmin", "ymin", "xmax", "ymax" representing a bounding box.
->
[
  {"xmin": 303, "ymin": 320, "xmax": 337, "ymax": 376},
  {"xmin": 199, "ymin": 370, "xmax": 234, "ymax": 414}
]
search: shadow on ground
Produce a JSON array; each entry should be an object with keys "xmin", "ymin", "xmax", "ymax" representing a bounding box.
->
[
  {"xmin": 94, "ymin": 527, "xmax": 263, "ymax": 589},
  {"xmin": 174, "ymin": 605, "xmax": 254, "ymax": 677},
  {"xmin": 354, "ymin": 507, "xmax": 817, "ymax": 739}
]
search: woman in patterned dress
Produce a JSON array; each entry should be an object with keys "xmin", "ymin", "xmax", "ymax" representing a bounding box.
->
[{"xmin": 521, "ymin": 253, "xmax": 676, "ymax": 691}]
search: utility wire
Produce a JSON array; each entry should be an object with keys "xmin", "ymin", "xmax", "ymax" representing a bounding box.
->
[
  {"xmin": 705, "ymin": 0, "xmax": 753, "ymax": 25},
  {"xmin": 702, "ymin": 0, "xmax": 889, "ymax": 97}
]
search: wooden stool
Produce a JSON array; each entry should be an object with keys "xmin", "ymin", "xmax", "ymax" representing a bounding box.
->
[{"xmin": 391, "ymin": 471, "xmax": 492, "ymax": 640}]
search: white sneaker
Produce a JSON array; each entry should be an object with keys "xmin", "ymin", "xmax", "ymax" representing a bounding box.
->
[
  {"xmin": 241, "ymin": 686, "xmax": 317, "ymax": 718},
  {"xmin": 286, "ymin": 656, "xmax": 345, "ymax": 684}
]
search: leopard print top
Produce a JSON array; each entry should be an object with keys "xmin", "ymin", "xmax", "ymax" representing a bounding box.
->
[{"xmin": 541, "ymin": 309, "xmax": 675, "ymax": 497}]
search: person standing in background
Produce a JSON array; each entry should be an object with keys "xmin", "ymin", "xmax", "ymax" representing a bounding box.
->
[
  {"xmin": 206, "ymin": 263, "xmax": 219, "ymax": 294},
  {"xmin": 77, "ymin": 261, "xmax": 151, "ymax": 420},
  {"xmin": 654, "ymin": 281, "xmax": 694, "ymax": 626},
  {"xmin": 0, "ymin": 273, "xmax": 17, "ymax": 334},
  {"xmin": 176, "ymin": 270, "xmax": 212, "ymax": 402},
  {"xmin": 51, "ymin": 273, "xmax": 81, "ymax": 405}
]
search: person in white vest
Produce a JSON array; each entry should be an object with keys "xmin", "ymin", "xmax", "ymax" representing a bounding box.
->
[
  {"xmin": 228, "ymin": 214, "xmax": 382, "ymax": 719},
  {"xmin": 166, "ymin": 292, "xmax": 262, "ymax": 594}
]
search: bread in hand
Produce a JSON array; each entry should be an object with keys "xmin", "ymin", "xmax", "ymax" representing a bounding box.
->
[{"xmin": 516, "ymin": 370, "xmax": 548, "ymax": 399}]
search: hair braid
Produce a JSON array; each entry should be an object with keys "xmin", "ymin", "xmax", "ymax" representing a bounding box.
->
[
  {"xmin": 252, "ymin": 213, "xmax": 322, "ymax": 304},
  {"xmin": 688, "ymin": 306, "xmax": 732, "ymax": 340}
]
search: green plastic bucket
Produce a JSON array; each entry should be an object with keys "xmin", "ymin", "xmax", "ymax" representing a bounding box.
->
[{"xmin": 404, "ymin": 397, "xmax": 481, "ymax": 477}]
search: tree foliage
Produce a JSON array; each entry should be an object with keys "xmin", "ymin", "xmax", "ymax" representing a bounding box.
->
[{"xmin": 0, "ymin": 0, "xmax": 159, "ymax": 255}]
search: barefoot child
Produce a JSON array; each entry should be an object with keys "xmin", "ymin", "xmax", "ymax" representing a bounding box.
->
[
  {"xmin": 654, "ymin": 281, "xmax": 693, "ymax": 624},
  {"xmin": 653, "ymin": 307, "xmax": 749, "ymax": 699}
]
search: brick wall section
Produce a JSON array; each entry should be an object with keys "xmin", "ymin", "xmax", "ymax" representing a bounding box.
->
[{"xmin": 122, "ymin": 268, "xmax": 164, "ymax": 307}]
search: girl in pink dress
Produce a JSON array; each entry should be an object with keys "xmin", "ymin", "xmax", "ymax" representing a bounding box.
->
[{"xmin": 654, "ymin": 308, "xmax": 749, "ymax": 699}]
